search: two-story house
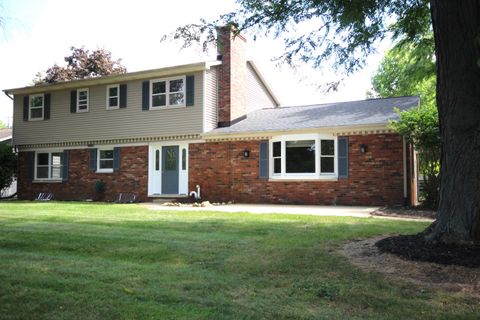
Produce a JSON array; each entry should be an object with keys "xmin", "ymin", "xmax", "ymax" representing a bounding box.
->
[{"xmin": 4, "ymin": 26, "xmax": 419, "ymax": 205}]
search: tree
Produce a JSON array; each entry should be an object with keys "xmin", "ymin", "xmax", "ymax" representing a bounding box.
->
[
  {"xmin": 371, "ymin": 33, "xmax": 440, "ymax": 209},
  {"xmin": 167, "ymin": 0, "xmax": 480, "ymax": 244},
  {"xmin": 37, "ymin": 46, "xmax": 126, "ymax": 84},
  {"xmin": 0, "ymin": 144, "xmax": 17, "ymax": 193}
]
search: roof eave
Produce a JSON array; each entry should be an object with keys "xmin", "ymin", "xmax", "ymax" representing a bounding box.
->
[{"xmin": 4, "ymin": 60, "xmax": 222, "ymax": 95}]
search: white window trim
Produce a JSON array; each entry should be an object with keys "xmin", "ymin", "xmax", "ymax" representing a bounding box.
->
[
  {"xmin": 149, "ymin": 76, "xmax": 186, "ymax": 110},
  {"xmin": 106, "ymin": 84, "xmax": 120, "ymax": 110},
  {"xmin": 34, "ymin": 151, "xmax": 63, "ymax": 182},
  {"xmin": 269, "ymin": 133, "xmax": 338, "ymax": 180},
  {"xmin": 97, "ymin": 147, "xmax": 114, "ymax": 173},
  {"xmin": 29, "ymin": 94, "xmax": 44, "ymax": 121},
  {"xmin": 77, "ymin": 88, "xmax": 89, "ymax": 113}
]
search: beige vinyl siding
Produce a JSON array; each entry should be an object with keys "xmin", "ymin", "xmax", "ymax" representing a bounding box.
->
[
  {"xmin": 204, "ymin": 68, "xmax": 218, "ymax": 132},
  {"xmin": 246, "ymin": 63, "xmax": 277, "ymax": 113},
  {"xmin": 13, "ymin": 72, "xmax": 203, "ymax": 145}
]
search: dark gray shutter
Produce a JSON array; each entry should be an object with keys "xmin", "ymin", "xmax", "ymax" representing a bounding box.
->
[
  {"xmin": 338, "ymin": 137, "xmax": 349, "ymax": 179},
  {"xmin": 62, "ymin": 150, "xmax": 69, "ymax": 182},
  {"xmin": 44, "ymin": 93, "xmax": 51, "ymax": 120},
  {"xmin": 259, "ymin": 141, "xmax": 269, "ymax": 179},
  {"xmin": 142, "ymin": 81, "xmax": 149, "ymax": 110},
  {"xmin": 113, "ymin": 147, "xmax": 120, "ymax": 172},
  {"xmin": 186, "ymin": 75, "xmax": 194, "ymax": 106},
  {"xmin": 26, "ymin": 151, "xmax": 35, "ymax": 181},
  {"xmin": 23, "ymin": 96, "xmax": 29, "ymax": 121},
  {"xmin": 89, "ymin": 148, "xmax": 97, "ymax": 171},
  {"xmin": 70, "ymin": 90, "xmax": 77, "ymax": 113},
  {"xmin": 119, "ymin": 84, "xmax": 127, "ymax": 108}
]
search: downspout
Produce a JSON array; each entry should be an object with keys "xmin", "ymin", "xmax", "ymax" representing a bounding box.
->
[{"xmin": 403, "ymin": 137, "xmax": 408, "ymax": 206}]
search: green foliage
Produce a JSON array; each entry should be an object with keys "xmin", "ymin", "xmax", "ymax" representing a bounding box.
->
[
  {"xmin": 0, "ymin": 121, "xmax": 6, "ymax": 129},
  {"xmin": 37, "ymin": 46, "xmax": 126, "ymax": 84},
  {"xmin": 0, "ymin": 143, "xmax": 17, "ymax": 191},
  {"xmin": 164, "ymin": 0, "xmax": 430, "ymax": 81}
]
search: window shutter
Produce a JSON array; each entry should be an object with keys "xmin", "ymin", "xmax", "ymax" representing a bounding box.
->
[
  {"xmin": 23, "ymin": 96, "xmax": 29, "ymax": 121},
  {"xmin": 259, "ymin": 141, "xmax": 269, "ymax": 179},
  {"xmin": 119, "ymin": 84, "xmax": 127, "ymax": 108},
  {"xmin": 186, "ymin": 75, "xmax": 194, "ymax": 106},
  {"xmin": 113, "ymin": 147, "xmax": 121, "ymax": 172},
  {"xmin": 26, "ymin": 151, "xmax": 35, "ymax": 181},
  {"xmin": 62, "ymin": 150, "xmax": 69, "ymax": 182},
  {"xmin": 70, "ymin": 90, "xmax": 77, "ymax": 113},
  {"xmin": 44, "ymin": 93, "xmax": 51, "ymax": 120},
  {"xmin": 89, "ymin": 148, "xmax": 97, "ymax": 171},
  {"xmin": 142, "ymin": 81, "xmax": 150, "ymax": 110},
  {"xmin": 338, "ymin": 137, "xmax": 349, "ymax": 179}
]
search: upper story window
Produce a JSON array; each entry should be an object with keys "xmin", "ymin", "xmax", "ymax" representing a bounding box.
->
[
  {"xmin": 29, "ymin": 94, "xmax": 44, "ymax": 120},
  {"xmin": 35, "ymin": 152, "xmax": 63, "ymax": 180},
  {"xmin": 106, "ymin": 85, "xmax": 119, "ymax": 109},
  {"xmin": 270, "ymin": 134, "xmax": 337, "ymax": 179},
  {"xmin": 150, "ymin": 76, "xmax": 185, "ymax": 109},
  {"xmin": 77, "ymin": 88, "xmax": 89, "ymax": 112}
]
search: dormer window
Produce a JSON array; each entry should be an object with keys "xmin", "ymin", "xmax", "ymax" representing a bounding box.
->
[
  {"xmin": 29, "ymin": 94, "xmax": 44, "ymax": 120},
  {"xmin": 150, "ymin": 77, "xmax": 185, "ymax": 109}
]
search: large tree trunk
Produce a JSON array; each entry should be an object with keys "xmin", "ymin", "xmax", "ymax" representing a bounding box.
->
[{"xmin": 427, "ymin": 0, "xmax": 480, "ymax": 244}]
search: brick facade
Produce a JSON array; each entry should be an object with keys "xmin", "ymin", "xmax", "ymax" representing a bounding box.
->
[
  {"xmin": 189, "ymin": 134, "xmax": 408, "ymax": 206},
  {"xmin": 17, "ymin": 146, "xmax": 149, "ymax": 202}
]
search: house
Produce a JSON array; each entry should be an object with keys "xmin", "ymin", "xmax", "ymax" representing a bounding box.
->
[
  {"xmin": 3, "ymin": 26, "xmax": 419, "ymax": 206},
  {"xmin": 0, "ymin": 128, "xmax": 12, "ymax": 145}
]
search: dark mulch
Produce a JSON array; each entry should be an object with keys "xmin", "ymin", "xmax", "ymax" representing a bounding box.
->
[
  {"xmin": 371, "ymin": 206, "xmax": 436, "ymax": 219},
  {"xmin": 376, "ymin": 234, "xmax": 480, "ymax": 268}
]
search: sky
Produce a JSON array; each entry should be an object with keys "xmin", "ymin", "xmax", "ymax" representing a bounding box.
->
[{"xmin": 0, "ymin": 0, "xmax": 390, "ymax": 127}]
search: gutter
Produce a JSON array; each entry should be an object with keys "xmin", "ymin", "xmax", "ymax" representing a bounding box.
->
[{"xmin": 4, "ymin": 91, "xmax": 13, "ymax": 100}]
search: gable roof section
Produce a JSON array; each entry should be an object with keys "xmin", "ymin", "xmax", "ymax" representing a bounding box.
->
[
  {"xmin": 246, "ymin": 61, "xmax": 280, "ymax": 107},
  {"xmin": 207, "ymin": 96, "xmax": 420, "ymax": 136},
  {"xmin": 0, "ymin": 128, "xmax": 12, "ymax": 142}
]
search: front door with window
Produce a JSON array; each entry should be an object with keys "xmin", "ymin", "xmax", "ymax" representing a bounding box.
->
[
  {"xmin": 161, "ymin": 146, "xmax": 179, "ymax": 194},
  {"xmin": 148, "ymin": 143, "xmax": 188, "ymax": 196}
]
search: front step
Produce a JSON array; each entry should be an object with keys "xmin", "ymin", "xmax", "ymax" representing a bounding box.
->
[{"xmin": 150, "ymin": 195, "xmax": 191, "ymax": 204}]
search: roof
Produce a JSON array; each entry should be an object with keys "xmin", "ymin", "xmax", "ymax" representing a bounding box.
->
[
  {"xmin": 0, "ymin": 128, "xmax": 12, "ymax": 141},
  {"xmin": 208, "ymin": 96, "xmax": 420, "ymax": 135}
]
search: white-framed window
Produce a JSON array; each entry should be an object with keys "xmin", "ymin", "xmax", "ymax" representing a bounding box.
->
[
  {"xmin": 150, "ymin": 76, "xmax": 185, "ymax": 109},
  {"xmin": 97, "ymin": 149, "xmax": 114, "ymax": 172},
  {"xmin": 35, "ymin": 152, "xmax": 63, "ymax": 180},
  {"xmin": 270, "ymin": 134, "xmax": 337, "ymax": 179},
  {"xmin": 29, "ymin": 94, "xmax": 44, "ymax": 121},
  {"xmin": 106, "ymin": 84, "xmax": 119, "ymax": 109},
  {"xmin": 77, "ymin": 88, "xmax": 89, "ymax": 112}
]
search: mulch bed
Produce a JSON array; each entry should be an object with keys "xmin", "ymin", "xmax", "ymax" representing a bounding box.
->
[
  {"xmin": 376, "ymin": 234, "xmax": 480, "ymax": 268},
  {"xmin": 371, "ymin": 206, "xmax": 436, "ymax": 219}
]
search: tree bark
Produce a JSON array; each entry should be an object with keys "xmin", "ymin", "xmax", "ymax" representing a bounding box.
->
[{"xmin": 428, "ymin": 0, "xmax": 480, "ymax": 244}]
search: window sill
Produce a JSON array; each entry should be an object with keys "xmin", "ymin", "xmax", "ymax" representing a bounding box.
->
[
  {"xmin": 76, "ymin": 109, "xmax": 89, "ymax": 113},
  {"xmin": 96, "ymin": 169, "xmax": 114, "ymax": 174},
  {"xmin": 33, "ymin": 179, "xmax": 63, "ymax": 183},
  {"xmin": 149, "ymin": 105, "xmax": 186, "ymax": 111},
  {"xmin": 106, "ymin": 106, "xmax": 120, "ymax": 110},
  {"xmin": 29, "ymin": 117, "xmax": 44, "ymax": 121},
  {"xmin": 268, "ymin": 176, "xmax": 338, "ymax": 182}
]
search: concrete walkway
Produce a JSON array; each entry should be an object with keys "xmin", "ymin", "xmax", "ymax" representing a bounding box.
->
[{"xmin": 146, "ymin": 203, "xmax": 378, "ymax": 218}]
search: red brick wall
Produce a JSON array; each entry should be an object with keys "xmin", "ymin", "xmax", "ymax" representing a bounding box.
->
[
  {"xmin": 17, "ymin": 146, "xmax": 148, "ymax": 201},
  {"xmin": 189, "ymin": 134, "xmax": 407, "ymax": 206},
  {"xmin": 217, "ymin": 26, "xmax": 247, "ymax": 125}
]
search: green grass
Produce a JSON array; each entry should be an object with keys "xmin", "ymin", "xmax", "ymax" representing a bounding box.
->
[{"xmin": 0, "ymin": 202, "xmax": 477, "ymax": 319}]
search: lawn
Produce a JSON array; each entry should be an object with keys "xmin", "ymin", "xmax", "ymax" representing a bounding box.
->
[{"xmin": 0, "ymin": 202, "xmax": 477, "ymax": 319}]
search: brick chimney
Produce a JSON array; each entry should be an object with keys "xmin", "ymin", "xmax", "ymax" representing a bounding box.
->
[{"xmin": 216, "ymin": 26, "xmax": 247, "ymax": 127}]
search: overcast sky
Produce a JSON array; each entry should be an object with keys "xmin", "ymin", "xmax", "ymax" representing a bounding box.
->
[{"xmin": 0, "ymin": 0, "xmax": 389, "ymax": 126}]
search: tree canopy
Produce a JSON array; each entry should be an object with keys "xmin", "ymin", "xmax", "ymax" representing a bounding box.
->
[{"xmin": 36, "ymin": 47, "xmax": 126, "ymax": 84}]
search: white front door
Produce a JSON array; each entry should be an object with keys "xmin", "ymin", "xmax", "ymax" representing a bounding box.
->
[{"xmin": 148, "ymin": 142, "xmax": 188, "ymax": 196}]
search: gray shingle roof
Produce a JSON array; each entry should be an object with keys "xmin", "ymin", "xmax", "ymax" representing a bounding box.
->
[{"xmin": 209, "ymin": 96, "xmax": 419, "ymax": 134}]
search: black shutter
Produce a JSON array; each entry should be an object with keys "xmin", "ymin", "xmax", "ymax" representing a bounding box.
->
[
  {"xmin": 70, "ymin": 90, "xmax": 77, "ymax": 113},
  {"xmin": 89, "ymin": 148, "xmax": 97, "ymax": 171},
  {"xmin": 44, "ymin": 93, "xmax": 51, "ymax": 120},
  {"xmin": 186, "ymin": 75, "xmax": 194, "ymax": 106},
  {"xmin": 119, "ymin": 84, "xmax": 127, "ymax": 108},
  {"xmin": 62, "ymin": 150, "xmax": 69, "ymax": 182},
  {"xmin": 338, "ymin": 137, "xmax": 349, "ymax": 179},
  {"xmin": 23, "ymin": 96, "xmax": 29, "ymax": 121},
  {"xmin": 259, "ymin": 141, "xmax": 269, "ymax": 179},
  {"xmin": 113, "ymin": 147, "xmax": 120, "ymax": 172},
  {"xmin": 142, "ymin": 81, "xmax": 150, "ymax": 110},
  {"xmin": 26, "ymin": 151, "xmax": 35, "ymax": 181}
]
